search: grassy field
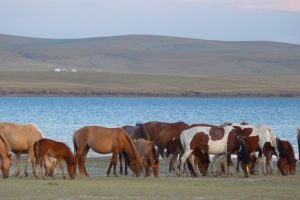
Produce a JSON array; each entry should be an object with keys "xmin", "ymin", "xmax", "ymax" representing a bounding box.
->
[
  {"xmin": 1, "ymin": 156, "xmax": 300, "ymax": 200},
  {"xmin": 1, "ymin": 71, "xmax": 300, "ymax": 97}
]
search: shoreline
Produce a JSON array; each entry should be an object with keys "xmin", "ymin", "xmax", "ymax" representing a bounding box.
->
[{"xmin": 1, "ymin": 91, "xmax": 300, "ymax": 98}]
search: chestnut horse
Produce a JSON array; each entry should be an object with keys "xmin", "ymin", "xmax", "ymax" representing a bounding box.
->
[
  {"xmin": 180, "ymin": 125, "xmax": 251, "ymax": 177},
  {"xmin": 34, "ymin": 138, "xmax": 76, "ymax": 179},
  {"xmin": 134, "ymin": 138, "xmax": 159, "ymax": 177},
  {"xmin": 0, "ymin": 135, "xmax": 12, "ymax": 178},
  {"xmin": 73, "ymin": 126, "xmax": 142, "ymax": 177},
  {"xmin": 0, "ymin": 122, "xmax": 43, "ymax": 176},
  {"xmin": 276, "ymin": 138, "xmax": 297, "ymax": 176}
]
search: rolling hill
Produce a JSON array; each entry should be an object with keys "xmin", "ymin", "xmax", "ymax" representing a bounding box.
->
[{"xmin": 1, "ymin": 34, "xmax": 300, "ymax": 76}]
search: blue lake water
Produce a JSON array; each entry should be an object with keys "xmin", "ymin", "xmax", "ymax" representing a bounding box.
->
[{"xmin": 0, "ymin": 97, "xmax": 299, "ymax": 156}]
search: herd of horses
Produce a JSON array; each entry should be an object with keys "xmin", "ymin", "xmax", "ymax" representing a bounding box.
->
[{"xmin": 0, "ymin": 121, "xmax": 299, "ymax": 179}]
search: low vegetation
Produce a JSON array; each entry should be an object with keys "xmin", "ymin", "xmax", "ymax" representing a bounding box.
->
[
  {"xmin": 1, "ymin": 71, "xmax": 300, "ymax": 97},
  {"xmin": 1, "ymin": 156, "xmax": 299, "ymax": 200}
]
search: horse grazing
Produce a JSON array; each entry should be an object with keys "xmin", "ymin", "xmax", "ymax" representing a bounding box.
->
[
  {"xmin": 137, "ymin": 121, "xmax": 189, "ymax": 175},
  {"xmin": 73, "ymin": 126, "xmax": 142, "ymax": 177},
  {"xmin": 134, "ymin": 138, "xmax": 159, "ymax": 177},
  {"xmin": 180, "ymin": 125, "xmax": 251, "ymax": 177},
  {"xmin": 0, "ymin": 122, "xmax": 43, "ymax": 176},
  {"xmin": 232, "ymin": 124, "xmax": 278, "ymax": 175},
  {"xmin": 0, "ymin": 135, "xmax": 12, "ymax": 178},
  {"xmin": 276, "ymin": 138, "xmax": 297, "ymax": 176},
  {"xmin": 34, "ymin": 138, "xmax": 76, "ymax": 179}
]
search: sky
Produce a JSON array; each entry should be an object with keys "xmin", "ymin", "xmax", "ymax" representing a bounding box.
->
[{"xmin": 1, "ymin": 0, "xmax": 300, "ymax": 44}]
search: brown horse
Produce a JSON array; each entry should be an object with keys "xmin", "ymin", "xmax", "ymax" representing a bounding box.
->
[
  {"xmin": 276, "ymin": 138, "xmax": 297, "ymax": 176},
  {"xmin": 134, "ymin": 138, "xmax": 159, "ymax": 177},
  {"xmin": 0, "ymin": 135, "xmax": 12, "ymax": 178},
  {"xmin": 0, "ymin": 122, "xmax": 43, "ymax": 176},
  {"xmin": 138, "ymin": 121, "xmax": 189, "ymax": 174},
  {"xmin": 34, "ymin": 138, "xmax": 76, "ymax": 179},
  {"xmin": 73, "ymin": 126, "xmax": 142, "ymax": 177}
]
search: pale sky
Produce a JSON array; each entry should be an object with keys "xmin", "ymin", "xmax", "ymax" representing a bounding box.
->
[{"xmin": 1, "ymin": 0, "xmax": 300, "ymax": 44}]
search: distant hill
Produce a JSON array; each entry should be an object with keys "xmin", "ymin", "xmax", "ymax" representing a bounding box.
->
[{"xmin": 0, "ymin": 34, "xmax": 300, "ymax": 76}]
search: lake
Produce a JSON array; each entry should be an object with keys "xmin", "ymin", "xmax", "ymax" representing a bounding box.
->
[{"xmin": 0, "ymin": 97, "xmax": 299, "ymax": 156}]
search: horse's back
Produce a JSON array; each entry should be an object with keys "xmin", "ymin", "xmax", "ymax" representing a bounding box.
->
[
  {"xmin": 0, "ymin": 122, "xmax": 42, "ymax": 152},
  {"xmin": 74, "ymin": 126, "xmax": 123, "ymax": 154}
]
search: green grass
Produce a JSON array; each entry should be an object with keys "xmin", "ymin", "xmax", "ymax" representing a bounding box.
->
[
  {"xmin": 1, "ymin": 156, "xmax": 300, "ymax": 200},
  {"xmin": 0, "ymin": 71, "xmax": 300, "ymax": 96}
]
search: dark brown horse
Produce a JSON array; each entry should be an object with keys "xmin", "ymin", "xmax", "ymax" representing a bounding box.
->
[
  {"xmin": 276, "ymin": 138, "xmax": 297, "ymax": 176},
  {"xmin": 138, "ymin": 121, "xmax": 189, "ymax": 174},
  {"xmin": 73, "ymin": 126, "xmax": 142, "ymax": 177},
  {"xmin": 34, "ymin": 138, "xmax": 76, "ymax": 179},
  {"xmin": 0, "ymin": 135, "xmax": 12, "ymax": 178}
]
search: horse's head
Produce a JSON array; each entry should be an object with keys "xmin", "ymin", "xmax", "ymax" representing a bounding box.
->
[
  {"xmin": 67, "ymin": 156, "xmax": 76, "ymax": 179},
  {"xmin": 277, "ymin": 157, "xmax": 290, "ymax": 176},
  {"xmin": 130, "ymin": 155, "xmax": 142, "ymax": 177},
  {"xmin": 1, "ymin": 153, "xmax": 12, "ymax": 178}
]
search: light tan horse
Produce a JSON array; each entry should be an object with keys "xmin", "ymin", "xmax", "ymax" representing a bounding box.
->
[
  {"xmin": 73, "ymin": 126, "xmax": 142, "ymax": 177},
  {"xmin": 134, "ymin": 138, "xmax": 159, "ymax": 177},
  {"xmin": 34, "ymin": 138, "xmax": 76, "ymax": 179},
  {"xmin": 0, "ymin": 135, "xmax": 12, "ymax": 178},
  {"xmin": 0, "ymin": 122, "xmax": 43, "ymax": 176}
]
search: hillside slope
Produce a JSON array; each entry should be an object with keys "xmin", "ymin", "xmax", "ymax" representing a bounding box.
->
[{"xmin": 1, "ymin": 34, "xmax": 300, "ymax": 76}]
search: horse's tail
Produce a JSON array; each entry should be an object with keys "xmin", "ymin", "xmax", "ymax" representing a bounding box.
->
[
  {"xmin": 72, "ymin": 130, "xmax": 77, "ymax": 155},
  {"xmin": 297, "ymin": 129, "xmax": 300, "ymax": 162},
  {"xmin": 33, "ymin": 140, "xmax": 40, "ymax": 165}
]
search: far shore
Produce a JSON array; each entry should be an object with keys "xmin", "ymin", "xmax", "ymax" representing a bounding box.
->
[{"xmin": 1, "ymin": 71, "xmax": 300, "ymax": 98}]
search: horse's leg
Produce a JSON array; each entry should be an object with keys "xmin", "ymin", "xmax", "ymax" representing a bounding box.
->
[
  {"xmin": 146, "ymin": 158, "xmax": 151, "ymax": 177},
  {"xmin": 168, "ymin": 153, "xmax": 178, "ymax": 175},
  {"xmin": 82, "ymin": 147, "xmax": 90, "ymax": 176},
  {"xmin": 14, "ymin": 154, "xmax": 21, "ymax": 176},
  {"xmin": 236, "ymin": 157, "xmax": 240, "ymax": 173},
  {"xmin": 40, "ymin": 156, "xmax": 47, "ymax": 179},
  {"xmin": 57, "ymin": 159, "xmax": 65, "ymax": 179},
  {"xmin": 262, "ymin": 155, "xmax": 267, "ymax": 175},
  {"xmin": 107, "ymin": 151, "xmax": 118, "ymax": 177},
  {"xmin": 119, "ymin": 153, "xmax": 124, "ymax": 175},
  {"xmin": 26, "ymin": 146, "xmax": 35, "ymax": 177},
  {"xmin": 179, "ymin": 150, "xmax": 193, "ymax": 177}
]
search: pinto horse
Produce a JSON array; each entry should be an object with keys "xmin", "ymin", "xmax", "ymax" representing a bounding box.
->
[
  {"xmin": 0, "ymin": 122, "xmax": 43, "ymax": 176},
  {"xmin": 134, "ymin": 138, "xmax": 159, "ymax": 177},
  {"xmin": 232, "ymin": 124, "xmax": 278, "ymax": 175},
  {"xmin": 34, "ymin": 138, "xmax": 76, "ymax": 179},
  {"xmin": 0, "ymin": 135, "xmax": 12, "ymax": 178},
  {"xmin": 73, "ymin": 126, "xmax": 142, "ymax": 177},
  {"xmin": 276, "ymin": 138, "xmax": 297, "ymax": 176},
  {"xmin": 180, "ymin": 125, "xmax": 251, "ymax": 177}
]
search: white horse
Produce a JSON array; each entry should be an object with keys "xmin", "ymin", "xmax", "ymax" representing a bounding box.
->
[{"xmin": 179, "ymin": 125, "xmax": 245, "ymax": 177}]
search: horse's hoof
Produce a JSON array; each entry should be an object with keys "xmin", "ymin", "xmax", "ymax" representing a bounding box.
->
[
  {"xmin": 63, "ymin": 176, "xmax": 66, "ymax": 179},
  {"xmin": 24, "ymin": 172, "xmax": 29, "ymax": 177}
]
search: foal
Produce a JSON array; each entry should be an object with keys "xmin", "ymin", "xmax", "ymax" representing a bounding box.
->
[{"xmin": 34, "ymin": 138, "xmax": 76, "ymax": 179}]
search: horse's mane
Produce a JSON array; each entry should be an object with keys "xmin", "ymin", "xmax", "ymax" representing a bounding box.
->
[
  {"xmin": 136, "ymin": 123, "xmax": 150, "ymax": 141},
  {"xmin": 238, "ymin": 136, "xmax": 250, "ymax": 164},
  {"xmin": 121, "ymin": 129, "xmax": 140, "ymax": 159}
]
